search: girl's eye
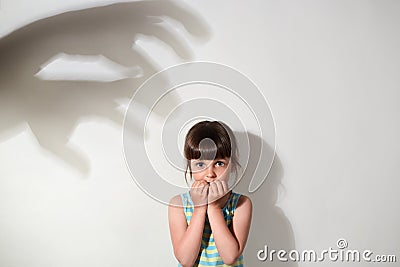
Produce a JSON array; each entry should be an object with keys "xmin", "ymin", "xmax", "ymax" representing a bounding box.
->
[
  {"xmin": 196, "ymin": 162, "xmax": 205, "ymax": 168},
  {"xmin": 215, "ymin": 161, "xmax": 225, "ymax": 167}
]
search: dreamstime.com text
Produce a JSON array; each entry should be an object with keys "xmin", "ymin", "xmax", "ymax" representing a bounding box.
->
[{"xmin": 257, "ymin": 239, "xmax": 397, "ymax": 263}]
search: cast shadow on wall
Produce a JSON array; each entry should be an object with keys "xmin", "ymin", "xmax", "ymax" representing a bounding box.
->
[
  {"xmin": 234, "ymin": 132, "xmax": 298, "ymax": 267},
  {"xmin": 0, "ymin": 1, "xmax": 210, "ymax": 175}
]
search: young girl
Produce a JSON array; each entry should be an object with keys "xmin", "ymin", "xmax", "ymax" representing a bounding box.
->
[{"xmin": 168, "ymin": 121, "xmax": 252, "ymax": 267}]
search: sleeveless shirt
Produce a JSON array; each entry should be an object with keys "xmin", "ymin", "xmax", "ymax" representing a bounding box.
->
[{"xmin": 178, "ymin": 191, "xmax": 244, "ymax": 267}]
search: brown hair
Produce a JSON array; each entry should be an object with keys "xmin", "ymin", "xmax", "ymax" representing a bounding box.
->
[{"xmin": 184, "ymin": 121, "xmax": 239, "ymax": 183}]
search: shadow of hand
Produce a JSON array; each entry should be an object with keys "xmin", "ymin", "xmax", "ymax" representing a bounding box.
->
[{"xmin": 0, "ymin": 1, "xmax": 210, "ymax": 175}]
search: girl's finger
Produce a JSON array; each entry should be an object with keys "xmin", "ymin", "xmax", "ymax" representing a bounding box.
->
[
  {"xmin": 202, "ymin": 184, "xmax": 209, "ymax": 194},
  {"xmin": 192, "ymin": 181, "xmax": 201, "ymax": 188},
  {"xmin": 221, "ymin": 180, "xmax": 228, "ymax": 193},
  {"xmin": 215, "ymin": 181, "xmax": 224, "ymax": 195},
  {"xmin": 210, "ymin": 182, "xmax": 217, "ymax": 195},
  {"xmin": 199, "ymin": 181, "xmax": 208, "ymax": 187},
  {"xmin": 208, "ymin": 182, "xmax": 213, "ymax": 195}
]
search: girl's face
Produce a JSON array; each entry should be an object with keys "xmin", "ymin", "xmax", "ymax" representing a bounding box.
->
[{"xmin": 190, "ymin": 157, "xmax": 231, "ymax": 184}]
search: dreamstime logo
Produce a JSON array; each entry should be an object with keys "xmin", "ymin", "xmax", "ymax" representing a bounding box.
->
[
  {"xmin": 257, "ymin": 238, "xmax": 397, "ymax": 263},
  {"xmin": 122, "ymin": 62, "xmax": 276, "ymax": 206},
  {"xmin": 336, "ymin": 238, "xmax": 348, "ymax": 249}
]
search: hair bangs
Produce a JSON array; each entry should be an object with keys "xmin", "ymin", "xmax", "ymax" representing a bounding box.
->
[{"xmin": 186, "ymin": 135, "xmax": 231, "ymax": 161}]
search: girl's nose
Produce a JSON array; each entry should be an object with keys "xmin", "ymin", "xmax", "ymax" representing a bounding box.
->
[{"xmin": 206, "ymin": 166, "xmax": 217, "ymax": 178}]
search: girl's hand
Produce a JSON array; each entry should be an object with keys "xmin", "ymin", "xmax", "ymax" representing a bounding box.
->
[
  {"xmin": 190, "ymin": 181, "xmax": 209, "ymax": 207},
  {"xmin": 208, "ymin": 180, "xmax": 229, "ymax": 210}
]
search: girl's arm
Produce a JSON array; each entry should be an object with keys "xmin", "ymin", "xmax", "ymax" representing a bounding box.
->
[
  {"xmin": 207, "ymin": 193, "xmax": 252, "ymax": 265},
  {"xmin": 168, "ymin": 182, "xmax": 209, "ymax": 267}
]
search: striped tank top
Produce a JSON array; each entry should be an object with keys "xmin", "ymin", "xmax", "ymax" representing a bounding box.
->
[{"xmin": 178, "ymin": 191, "xmax": 244, "ymax": 267}]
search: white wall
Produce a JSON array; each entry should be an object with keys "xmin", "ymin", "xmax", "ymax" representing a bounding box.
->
[{"xmin": 0, "ymin": 1, "xmax": 399, "ymax": 266}]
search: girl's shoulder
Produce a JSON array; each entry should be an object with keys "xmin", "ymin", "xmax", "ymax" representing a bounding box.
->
[
  {"xmin": 169, "ymin": 192, "xmax": 193, "ymax": 208},
  {"xmin": 234, "ymin": 193, "xmax": 252, "ymax": 210},
  {"xmin": 169, "ymin": 194, "xmax": 183, "ymax": 207}
]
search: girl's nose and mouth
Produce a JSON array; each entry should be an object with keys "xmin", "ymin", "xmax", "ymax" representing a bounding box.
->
[{"xmin": 204, "ymin": 166, "xmax": 217, "ymax": 183}]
